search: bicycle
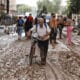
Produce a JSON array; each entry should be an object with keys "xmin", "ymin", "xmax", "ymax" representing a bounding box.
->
[{"xmin": 29, "ymin": 34, "xmax": 38, "ymax": 65}]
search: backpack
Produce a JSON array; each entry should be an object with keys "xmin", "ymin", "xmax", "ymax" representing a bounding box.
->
[
  {"xmin": 18, "ymin": 19, "xmax": 24, "ymax": 26},
  {"xmin": 36, "ymin": 23, "xmax": 47, "ymax": 32}
]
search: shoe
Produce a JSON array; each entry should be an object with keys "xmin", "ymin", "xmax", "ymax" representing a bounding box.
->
[
  {"xmin": 41, "ymin": 61, "xmax": 46, "ymax": 65},
  {"xmin": 41, "ymin": 62, "xmax": 46, "ymax": 65},
  {"xmin": 54, "ymin": 42, "xmax": 58, "ymax": 44}
]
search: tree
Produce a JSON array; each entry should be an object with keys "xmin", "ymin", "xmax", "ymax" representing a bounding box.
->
[
  {"xmin": 37, "ymin": 0, "xmax": 61, "ymax": 14},
  {"xmin": 7, "ymin": 0, "xmax": 9, "ymax": 14},
  {"xmin": 52, "ymin": 0, "xmax": 61, "ymax": 13},
  {"xmin": 68, "ymin": 0, "xmax": 80, "ymax": 15},
  {"xmin": 17, "ymin": 4, "xmax": 31, "ymax": 14}
]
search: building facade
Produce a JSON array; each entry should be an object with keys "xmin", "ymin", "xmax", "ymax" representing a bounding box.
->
[
  {"xmin": 0, "ymin": 0, "xmax": 16, "ymax": 16},
  {"xmin": 0, "ymin": 0, "xmax": 7, "ymax": 14},
  {"xmin": 9, "ymin": 0, "xmax": 16, "ymax": 16}
]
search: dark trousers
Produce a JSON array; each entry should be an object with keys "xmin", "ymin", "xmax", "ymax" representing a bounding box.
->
[
  {"xmin": 58, "ymin": 24, "xmax": 63, "ymax": 39},
  {"xmin": 38, "ymin": 39, "xmax": 49, "ymax": 64},
  {"xmin": 78, "ymin": 28, "xmax": 80, "ymax": 35},
  {"xmin": 50, "ymin": 27, "xmax": 57, "ymax": 43}
]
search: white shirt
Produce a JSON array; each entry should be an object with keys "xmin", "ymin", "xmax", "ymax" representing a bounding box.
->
[{"xmin": 31, "ymin": 24, "xmax": 51, "ymax": 40}]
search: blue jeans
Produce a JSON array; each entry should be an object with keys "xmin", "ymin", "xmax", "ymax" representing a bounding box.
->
[{"xmin": 17, "ymin": 26, "xmax": 24, "ymax": 36}]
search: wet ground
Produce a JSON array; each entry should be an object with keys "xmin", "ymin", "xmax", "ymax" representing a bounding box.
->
[{"xmin": 0, "ymin": 31, "xmax": 80, "ymax": 80}]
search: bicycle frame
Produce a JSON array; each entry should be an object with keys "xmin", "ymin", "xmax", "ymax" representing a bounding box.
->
[{"xmin": 29, "ymin": 37, "xmax": 37, "ymax": 65}]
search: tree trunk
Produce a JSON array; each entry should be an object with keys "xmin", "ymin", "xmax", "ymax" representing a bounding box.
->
[{"xmin": 7, "ymin": 0, "xmax": 9, "ymax": 14}]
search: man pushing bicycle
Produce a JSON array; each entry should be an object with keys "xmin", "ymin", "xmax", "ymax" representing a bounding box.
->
[{"xmin": 28, "ymin": 18, "xmax": 51, "ymax": 65}]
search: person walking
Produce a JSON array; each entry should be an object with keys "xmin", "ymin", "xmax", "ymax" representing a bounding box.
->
[
  {"xmin": 28, "ymin": 18, "xmax": 51, "ymax": 65},
  {"xmin": 77, "ymin": 19, "xmax": 80, "ymax": 35},
  {"xmin": 58, "ymin": 15, "xmax": 64, "ymax": 39},
  {"xmin": 49, "ymin": 13, "xmax": 58, "ymax": 44},
  {"xmin": 66, "ymin": 16, "xmax": 73, "ymax": 45},
  {"xmin": 27, "ymin": 14, "xmax": 34, "ymax": 29},
  {"xmin": 16, "ymin": 16, "xmax": 24, "ymax": 40},
  {"xmin": 26, "ymin": 14, "xmax": 34, "ymax": 39}
]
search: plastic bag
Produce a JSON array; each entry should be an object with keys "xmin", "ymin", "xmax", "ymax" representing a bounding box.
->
[{"xmin": 21, "ymin": 29, "xmax": 25, "ymax": 38}]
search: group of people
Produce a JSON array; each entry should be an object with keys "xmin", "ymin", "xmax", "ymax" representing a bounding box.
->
[
  {"xmin": 16, "ymin": 13, "xmax": 75, "ymax": 65},
  {"xmin": 49, "ymin": 13, "xmax": 74, "ymax": 45},
  {"xmin": 16, "ymin": 14, "xmax": 34, "ymax": 40}
]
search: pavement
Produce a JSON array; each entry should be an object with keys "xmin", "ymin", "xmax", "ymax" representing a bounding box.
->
[
  {"xmin": 0, "ymin": 33, "xmax": 18, "ymax": 53},
  {"xmin": 0, "ymin": 30, "xmax": 80, "ymax": 80}
]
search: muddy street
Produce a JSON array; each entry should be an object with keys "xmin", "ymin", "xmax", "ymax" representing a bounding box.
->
[{"xmin": 0, "ymin": 33, "xmax": 80, "ymax": 80}]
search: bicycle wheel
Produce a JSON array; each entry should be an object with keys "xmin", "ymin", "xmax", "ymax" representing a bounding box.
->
[
  {"xmin": 29, "ymin": 42, "xmax": 36, "ymax": 65},
  {"xmin": 29, "ymin": 52, "xmax": 33, "ymax": 65}
]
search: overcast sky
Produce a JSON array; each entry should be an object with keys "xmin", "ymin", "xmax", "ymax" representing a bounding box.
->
[{"xmin": 16, "ymin": 0, "xmax": 67, "ymax": 7}]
